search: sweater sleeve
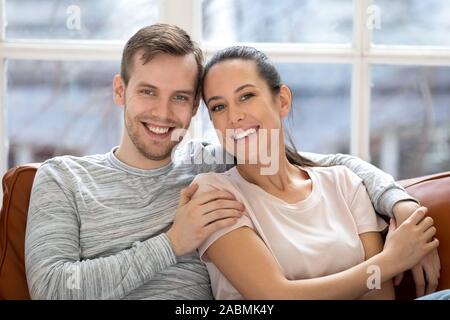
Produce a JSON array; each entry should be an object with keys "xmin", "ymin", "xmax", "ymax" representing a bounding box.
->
[
  {"xmin": 25, "ymin": 161, "xmax": 177, "ymax": 300},
  {"xmin": 299, "ymin": 152, "xmax": 419, "ymax": 218}
]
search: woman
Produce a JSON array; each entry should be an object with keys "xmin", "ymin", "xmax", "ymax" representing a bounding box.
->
[{"xmin": 191, "ymin": 46, "xmax": 442, "ymax": 300}]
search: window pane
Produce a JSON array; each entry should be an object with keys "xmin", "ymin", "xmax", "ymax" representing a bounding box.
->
[
  {"xmin": 198, "ymin": 64, "xmax": 351, "ymax": 155},
  {"xmin": 7, "ymin": 60, "xmax": 122, "ymax": 168},
  {"xmin": 202, "ymin": 0, "xmax": 353, "ymax": 43},
  {"xmin": 373, "ymin": 0, "xmax": 450, "ymax": 46},
  {"xmin": 370, "ymin": 66, "xmax": 450, "ymax": 180},
  {"xmin": 6, "ymin": 0, "xmax": 158, "ymax": 40}
]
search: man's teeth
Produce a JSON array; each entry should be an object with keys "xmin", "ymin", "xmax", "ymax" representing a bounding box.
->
[
  {"xmin": 234, "ymin": 128, "xmax": 257, "ymax": 140},
  {"xmin": 146, "ymin": 124, "xmax": 170, "ymax": 134}
]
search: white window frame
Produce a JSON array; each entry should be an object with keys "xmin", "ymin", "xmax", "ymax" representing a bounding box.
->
[{"xmin": 1, "ymin": 0, "xmax": 450, "ymax": 197}]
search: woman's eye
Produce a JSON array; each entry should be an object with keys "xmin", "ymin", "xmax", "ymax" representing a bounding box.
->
[
  {"xmin": 210, "ymin": 104, "xmax": 225, "ymax": 112},
  {"xmin": 240, "ymin": 93, "xmax": 254, "ymax": 101}
]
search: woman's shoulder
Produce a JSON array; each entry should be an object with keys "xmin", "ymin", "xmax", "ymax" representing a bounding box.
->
[{"xmin": 192, "ymin": 167, "xmax": 238, "ymax": 188}]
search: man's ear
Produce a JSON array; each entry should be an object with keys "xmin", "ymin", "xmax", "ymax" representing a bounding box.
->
[
  {"xmin": 113, "ymin": 74, "xmax": 126, "ymax": 106},
  {"xmin": 279, "ymin": 84, "xmax": 293, "ymax": 118}
]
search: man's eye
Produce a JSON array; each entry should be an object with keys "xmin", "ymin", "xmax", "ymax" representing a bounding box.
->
[
  {"xmin": 240, "ymin": 93, "xmax": 254, "ymax": 101},
  {"xmin": 210, "ymin": 104, "xmax": 225, "ymax": 112},
  {"xmin": 175, "ymin": 95, "xmax": 189, "ymax": 101},
  {"xmin": 141, "ymin": 89, "xmax": 154, "ymax": 96}
]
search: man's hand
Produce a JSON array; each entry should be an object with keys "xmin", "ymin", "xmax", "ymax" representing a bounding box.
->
[
  {"xmin": 166, "ymin": 183, "xmax": 245, "ymax": 257},
  {"xmin": 392, "ymin": 200, "xmax": 441, "ymax": 297}
]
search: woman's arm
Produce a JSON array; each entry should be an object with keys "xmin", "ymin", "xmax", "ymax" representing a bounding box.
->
[
  {"xmin": 205, "ymin": 209, "xmax": 437, "ymax": 300},
  {"xmin": 357, "ymin": 232, "xmax": 395, "ymax": 300}
]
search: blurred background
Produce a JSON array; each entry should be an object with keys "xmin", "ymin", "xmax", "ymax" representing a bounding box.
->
[{"xmin": 2, "ymin": 0, "xmax": 450, "ymax": 181}]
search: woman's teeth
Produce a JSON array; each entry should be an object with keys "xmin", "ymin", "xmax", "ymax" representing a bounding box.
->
[
  {"xmin": 146, "ymin": 124, "xmax": 170, "ymax": 134},
  {"xmin": 234, "ymin": 128, "xmax": 257, "ymax": 140}
]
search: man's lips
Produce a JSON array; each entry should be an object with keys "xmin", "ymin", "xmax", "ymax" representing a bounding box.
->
[{"xmin": 141, "ymin": 122, "xmax": 176, "ymax": 139}]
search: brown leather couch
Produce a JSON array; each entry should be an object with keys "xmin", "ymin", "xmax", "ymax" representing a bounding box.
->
[{"xmin": 0, "ymin": 163, "xmax": 449, "ymax": 300}]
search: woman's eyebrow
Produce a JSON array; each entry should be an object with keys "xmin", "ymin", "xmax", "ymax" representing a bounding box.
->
[
  {"xmin": 206, "ymin": 84, "xmax": 257, "ymax": 105},
  {"xmin": 235, "ymin": 84, "xmax": 256, "ymax": 93},
  {"xmin": 206, "ymin": 95, "xmax": 221, "ymax": 105}
]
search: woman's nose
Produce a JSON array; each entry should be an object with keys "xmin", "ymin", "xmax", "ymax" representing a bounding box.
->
[{"xmin": 229, "ymin": 103, "xmax": 245, "ymax": 124}]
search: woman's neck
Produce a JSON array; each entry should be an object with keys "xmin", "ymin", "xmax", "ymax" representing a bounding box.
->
[{"xmin": 236, "ymin": 154, "xmax": 311, "ymax": 202}]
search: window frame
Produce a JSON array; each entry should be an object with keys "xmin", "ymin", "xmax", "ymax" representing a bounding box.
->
[{"xmin": 1, "ymin": 0, "xmax": 450, "ymax": 192}]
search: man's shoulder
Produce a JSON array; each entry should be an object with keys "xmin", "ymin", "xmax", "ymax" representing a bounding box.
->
[
  {"xmin": 35, "ymin": 152, "xmax": 110, "ymax": 185},
  {"xmin": 174, "ymin": 139, "xmax": 232, "ymax": 173},
  {"xmin": 40, "ymin": 152, "xmax": 108, "ymax": 171}
]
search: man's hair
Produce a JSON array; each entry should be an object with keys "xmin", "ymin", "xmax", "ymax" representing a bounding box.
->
[{"xmin": 120, "ymin": 23, "xmax": 204, "ymax": 96}]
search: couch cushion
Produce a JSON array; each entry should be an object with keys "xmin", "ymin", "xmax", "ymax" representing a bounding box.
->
[
  {"xmin": 0, "ymin": 165, "xmax": 448, "ymax": 300},
  {"xmin": 395, "ymin": 171, "xmax": 450, "ymax": 299},
  {"xmin": 0, "ymin": 164, "xmax": 40, "ymax": 300}
]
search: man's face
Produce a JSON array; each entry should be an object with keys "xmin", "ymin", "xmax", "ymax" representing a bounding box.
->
[{"xmin": 115, "ymin": 51, "xmax": 199, "ymax": 161}]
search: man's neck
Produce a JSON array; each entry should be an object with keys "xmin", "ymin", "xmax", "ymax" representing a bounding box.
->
[{"xmin": 114, "ymin": 145, "xmax": 172, "ymax": 170}]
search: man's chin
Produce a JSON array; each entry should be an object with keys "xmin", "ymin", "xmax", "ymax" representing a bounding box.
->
[{"xmin": 137, "ymin": 141, "xmax": 179, "ymax": 162}]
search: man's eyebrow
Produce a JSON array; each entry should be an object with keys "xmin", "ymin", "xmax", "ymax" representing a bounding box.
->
[
  {"xmin": 136, "ymin": 82, "xmax": 158, "ymax": 89},
  {"xmin": 175, "ymin": 90, "xmax": 195, "ymax": 96},
  {"xmin": 206, "ymin": 84, "xmax": 256, "ymax": 105},
  {"xmin": 135, "ymin": 82, "xmax": 194, "ymax": 96}
]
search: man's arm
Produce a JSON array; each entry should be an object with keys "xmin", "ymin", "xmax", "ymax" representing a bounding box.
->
[
  {"xmin": 25, "ymin": 162, "xmax": 177, "ymax": 300},
  {"xmin": 26, "ymin": 160, "xmax": 244, "ymax": 299},
  {"xmin": 301, "ymin": 152, "xmax": 419, "ymax": 218}
]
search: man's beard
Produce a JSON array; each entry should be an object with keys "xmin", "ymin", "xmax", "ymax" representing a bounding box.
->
[{"xmin": 124, "ymin": 106, "xmax": 184, "ymax": 161}]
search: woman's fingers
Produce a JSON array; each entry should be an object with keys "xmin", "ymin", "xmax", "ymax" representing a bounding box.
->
[
  {"xmin": 417, "ymin": 216, "xmax": 434, "ymax": 232},
  {"xmin": 422, "ymin": 226, "xmax": 437, "ymax": 242}
]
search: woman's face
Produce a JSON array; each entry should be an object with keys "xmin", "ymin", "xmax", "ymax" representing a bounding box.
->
[{"xmin": 202, "ymin": 59, "xmax": 291, "ymax": 164}]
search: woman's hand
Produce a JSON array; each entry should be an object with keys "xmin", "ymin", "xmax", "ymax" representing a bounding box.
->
[
  {"xmin": 393, "ymin": 201, "xmax": 441, "ymax": 297},
  {"xmin": 383, "ymin": 207, "xmax": 439, "ymax": 274}
]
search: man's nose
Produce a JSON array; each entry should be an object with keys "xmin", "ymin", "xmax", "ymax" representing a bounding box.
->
[{"xmin": 151, "ymin": 97, "xmax": 173, "ymax": 119}]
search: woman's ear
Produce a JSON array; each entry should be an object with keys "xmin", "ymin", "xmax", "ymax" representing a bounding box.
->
[
  {"xmin": 279, "ymin": 84, "xmax": 293, "ymax": 118},
  {"xmin": 113, "ymin": 74, "xmax": 126, "ymax": 106}
]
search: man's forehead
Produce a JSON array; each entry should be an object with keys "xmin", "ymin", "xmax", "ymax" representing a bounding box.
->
[
  {"xmin": 132, "ymin": 50, "xmax": 197, "ymax": 69},
  {"xmin": 129, "ymin": 52, "xmax": 198, "ymax": 91}
]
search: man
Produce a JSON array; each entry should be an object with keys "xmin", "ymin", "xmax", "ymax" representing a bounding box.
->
[{"xmin": 25, "ymin": 24, "xmax": 439, "ymax": 299}]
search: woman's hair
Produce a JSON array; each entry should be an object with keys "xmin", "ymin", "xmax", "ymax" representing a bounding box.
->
[{"xmin": 202, "ymin": 46, "xmax": 318, "ymax": 168}]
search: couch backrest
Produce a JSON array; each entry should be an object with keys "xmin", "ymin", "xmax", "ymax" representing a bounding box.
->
[
  {"xmin": 0, "ymin": 164, "xmax": 40, "ymax": 300},
  {"xmin": 396, "ymin": 172, "xmax": 450, "ymax": 299},
  {"xmin": 0, "ymin": 165, "xmax": 449, "ymax": 300}
]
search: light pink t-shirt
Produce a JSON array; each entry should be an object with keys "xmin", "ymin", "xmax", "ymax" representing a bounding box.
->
[{"xmin": 193, "ymin": 165, "xmax": 388, "ymax": 300}]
